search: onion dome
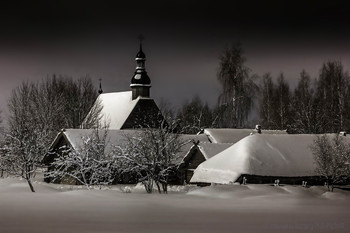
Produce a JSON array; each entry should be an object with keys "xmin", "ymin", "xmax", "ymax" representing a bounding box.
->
[{"xmin": 131, "ymin": 43, "xmax": 151, "ymax": 86}]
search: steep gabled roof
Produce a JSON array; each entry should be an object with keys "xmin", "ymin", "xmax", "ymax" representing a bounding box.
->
[
  {"xmin": 203, "ymin": 128, "xmax": 287, "ymax": 143},
  {"xmin": 191, "ymin": 134, "xmax": 337, "ymax": 184},
  {"xmin": 95, "ymin": 91, "xmax": 138, "ymax": 129},
  {"xmin": 173, "ymin": 134, "xmax": 211, "ymax": 164},
  {"xmin": 82, "ymin": 91, "xmax": 162, "ymax": 130}
]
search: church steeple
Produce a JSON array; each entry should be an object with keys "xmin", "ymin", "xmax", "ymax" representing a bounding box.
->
[{"xmin": 130, "ymin": 38, "xmax": 151, "ymax": 100}]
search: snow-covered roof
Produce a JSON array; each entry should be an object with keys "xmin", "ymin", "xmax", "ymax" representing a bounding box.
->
[
  {"xmin": 191, "ymin": 134, "xmax": 334, "ymax": 184},
  {"xmin": 203, "ymin": 128, "xmax": 287, "ymax": 143},
  {"xmin": 94, "ymin": 91, "xmax": 139, "ymax": 129},
  {"xmin": 179, "ymin": 142, "xmax": 233, "ymax": 167},
  {"xmin": 49, "ymin": 129, "xmax": 211, "ymax": 163},
  {"xmin": 198, "ymin": 143, "xmax": 233, "ymax": 160},
  {"xmin": 57, "ymin": 129, "xmax": 139, "ymax": 155},
  {"xmin": 174, "ymin": 134, "xmax": 211, "ymax": 163}
]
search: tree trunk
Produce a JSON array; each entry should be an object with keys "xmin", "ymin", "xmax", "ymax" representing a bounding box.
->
[
  {"xmin": 143, "ymin": 177, "xmax": 153, "ymax": 193},
  {"xmin": 155, "ymin": 180, "xmax": 161, "ymax": 194},
  {"xmin": 326, "ymin": 179, "xmax": 330, "ymax": 191},
  {"xmin": 162, "ymin": 183, "xmax": 168, "ymax": 194},
  {"xmin": 27, "ymin": 179, "xmax": 35, "ymax": 192}
]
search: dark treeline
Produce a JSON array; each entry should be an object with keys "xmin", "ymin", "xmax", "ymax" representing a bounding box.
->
[
  {"xmin": 177, "ymin": 45, "xmax": 350, "ymax": 134},
  {"xmin": 260, "ymin": 61, "xmax": 350, "ymax": 134}
]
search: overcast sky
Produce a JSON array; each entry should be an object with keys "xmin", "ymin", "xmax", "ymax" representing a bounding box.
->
[{"xmin": 0, "ymin": 0, "xmax": 349, "ymax": 117}]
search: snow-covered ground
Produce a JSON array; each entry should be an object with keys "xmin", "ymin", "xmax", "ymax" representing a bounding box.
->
[{"xmin": 0, "ymin": 177, "xmax": 349, "ymax": 233}]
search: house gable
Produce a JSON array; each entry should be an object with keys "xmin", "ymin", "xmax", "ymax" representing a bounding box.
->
[{"xmin": 42, "ymin": 132, "xmax": 72, "ymax": 165}]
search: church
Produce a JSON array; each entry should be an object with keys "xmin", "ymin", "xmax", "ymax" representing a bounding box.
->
[
  {"xmin": 42, "ymin": 44, "xmax": 169, "ymax": 184},
  {"xmin": 81, "ymin": 43, "xmax": 163, "ymax": 129}
]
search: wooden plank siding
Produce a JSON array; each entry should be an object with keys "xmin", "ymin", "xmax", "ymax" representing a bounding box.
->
[{"xmin": 179, "ymin": 146, "xmax": 207, "ymax": 184}]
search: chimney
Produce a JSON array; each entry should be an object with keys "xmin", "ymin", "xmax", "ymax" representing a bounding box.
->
[{"xmin": 255, "ymin": 125, "xmax": 262, "ymax": 134}]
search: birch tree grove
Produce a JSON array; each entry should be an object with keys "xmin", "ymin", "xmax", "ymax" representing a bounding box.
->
[
  {"xmin": 258, "ymin": 61, "xmax": 350, "ymax": 133},
  {"xmin": 259, "ymin": 73, "xmax": 275, "ymax": 129},
  {"xmin": 316, "ymin": 61, "xmax": 349, "ymax": 133},
  {"xmin": 275, "ymin": 73, "xmax": 291, "ymax": 130},
  {"xmin": 290, "ymin": 71, "xmax": 323, "ymax": 133}
]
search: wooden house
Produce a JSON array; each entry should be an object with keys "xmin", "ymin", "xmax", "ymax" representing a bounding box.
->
[
  {"xmin": 191, "ymin": 134, "xmax": 349, "ymax": 185},
  {"xmin": 43, "ymin": 129, "xmax": 211, "ymax": 184}
]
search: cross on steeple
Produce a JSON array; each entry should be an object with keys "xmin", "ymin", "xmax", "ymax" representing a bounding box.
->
[
  {"xmin": 138, "ymin": 34, "xmax": 145, "ymax": 51},
  {"xmin": 138, "ymin": 34, "xmax": 144, "ymax": 44}
]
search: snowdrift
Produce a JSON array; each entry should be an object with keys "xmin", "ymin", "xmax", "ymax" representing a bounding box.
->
[{"xmin": 191, "ymin": 134, "xmax": 330, "ymax": 184}]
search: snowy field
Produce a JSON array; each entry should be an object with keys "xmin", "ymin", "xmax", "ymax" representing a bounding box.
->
[{"xmin": 1, "ymin": 178, "xmax": 349, "ymax": 233}]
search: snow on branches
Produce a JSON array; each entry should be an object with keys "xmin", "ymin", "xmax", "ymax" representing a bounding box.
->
[
  {"xmin": 311, "ymin": 134, "xmax": 350, "ymax": 191},
  {"xmin": 47, "ymin": 128, "xmax": 116, "ymax": 189},
  {"xmin": 0, "ymin": 128, "xmax": 50, "ymax": 192},
  {"xmin": 114, "ymin": 122, "xmax": 188, "ymax": 194}
]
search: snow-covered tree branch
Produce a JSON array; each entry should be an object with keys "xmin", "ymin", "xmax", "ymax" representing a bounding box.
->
[
  {"xmin": 311, "ymin": 134, "xmax": 350, "ymax": 192},
  {"xmin": 114, "ymin": 117, "xmax": 188, "ymax": 193},
  {"xmin": 47, "ymin": 127, "xmax": 116, "ymax": 189}
]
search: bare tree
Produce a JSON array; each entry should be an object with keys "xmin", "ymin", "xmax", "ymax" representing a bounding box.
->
[
  {"xmin": 0, "ymin": 110, "xmax": 6, "ymax": 178},
  {"xmin": 47, "ymin": 127, "xmax": 115, "ymax": 189},
  {"xmin": 289, "ymin": 70, "xmax": 326, "ymax": 134},
  {"xmin": 114, "ymin": 119, "xmax": 187, "ymax": 193},
  {"xmin": 177, "ymin": 95, "xmax": 217, "ymax": 134},
  {"xmin": 0, "ymin": 83, "xmax": 52, "ymax": 192},
  {"xmin": 43, "ymin": 75, "xmax": 101, "ymax": 129},
  {"xmin": 274, "ymin": 73, "xmax": 292, "ymax": 130},
  {"xmin": 217, "ymin": 43, "xmax": 258, "ymax": 128},
  {"xmin": 259, "ymin": 73, "xmax": 276, "ymax": 129},
  {"xmin": 0, "ymin": 76, "xmax": 100, "ymax": 192},
  {"xmin": 310, "ymin": 134, "xmax": 350, "ymax": 192},
  {"xmin": 315, "ymin": 61, "xmax": 349, "ymax": 133}
]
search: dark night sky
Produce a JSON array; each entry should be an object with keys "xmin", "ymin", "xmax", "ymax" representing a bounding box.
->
[{"xmin": 0, "ymin": 0, "xmax": 350, "ymax": 118}]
